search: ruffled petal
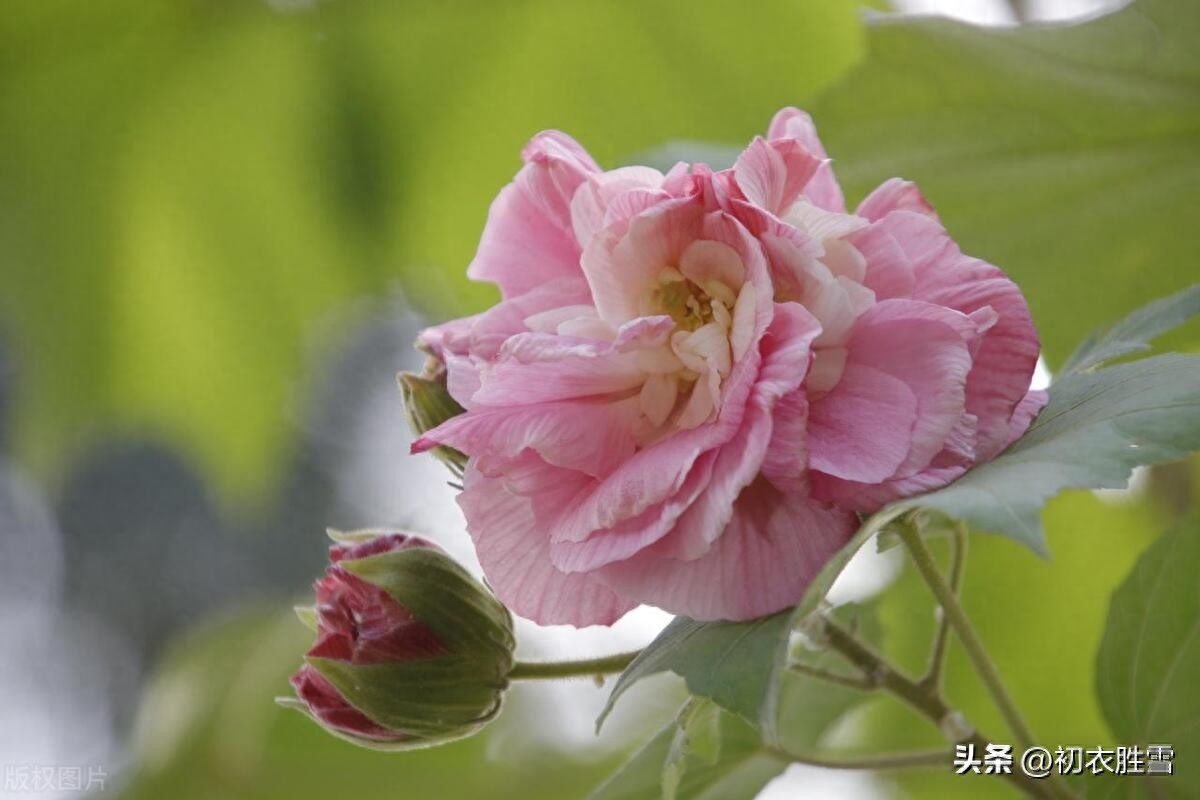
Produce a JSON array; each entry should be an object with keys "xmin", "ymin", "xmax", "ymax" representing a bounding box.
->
[
  {"xmin": 765, "ymin": 107, "xmax": 845, "ymax": 213},
  {"xmin": 458, "ymin": 464, "xmax": 636, "ymax": 627},
  {"xmin": 855, "ymin": 177, "xmax": 938, "ymax": 223},
  {"xmin": 596, "ymin": 478, "xmax": 857, "ymax": 621},
  {"xmin": 467, "ymin": 131, "xmax": 599, "ymax": 298},
  {"xmin": 732, "ymin": 136, "xmax": 821, "ymax": 217}
]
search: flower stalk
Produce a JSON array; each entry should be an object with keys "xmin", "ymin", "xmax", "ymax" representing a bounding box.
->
[
  {"xmin": 894, "ymin": 520, "xmax": 1037, "ymax": 750},
  {"xmin": 508, "ymin": 651, "xmax": 642, "ymax": 681},
  {"xmin": 816, "ymin": 615, "xmax": 1068, "ymax": 800}
]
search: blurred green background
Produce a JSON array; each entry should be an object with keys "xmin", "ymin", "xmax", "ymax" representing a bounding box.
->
[{"xmin": 1, "ymin": 0, "xmax": 1196, "ymax": 798}]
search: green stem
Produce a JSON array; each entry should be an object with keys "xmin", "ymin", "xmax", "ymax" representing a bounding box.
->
[
  {"xmin": 921, "ymin": 522, "xmax": 967, "ymax": 691},
  {"xmin": 508, "ymin": 650, "xmax": 641, "ymax": 681},
  {"xmin": 768, "ymin": 745, "xmax": 951, "ymax": 771},
  {"xmin": 820, "ymin": 617, "xmax": 1061, "ymax": 800},
  {"xmin": 895, "ymin": 521, "xmax": 1077, "ymax": 800},
  {"xmin": 895, "ymin": 521, "xmax": 1037, "ymax": 750},
  {"xmin": 789, "ymin": 662, "xmax": 877, "ymax": 691}
]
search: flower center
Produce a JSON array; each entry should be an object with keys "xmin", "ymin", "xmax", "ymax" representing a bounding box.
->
[{"xmin": 652, "ymin": 268, "xmax": 735, "ymax": 332}]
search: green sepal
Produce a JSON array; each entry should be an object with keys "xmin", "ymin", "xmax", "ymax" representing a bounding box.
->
[
  {"xmin": 398, "ymin": 372, "xmax": 467, "ymax": 476},
  {"xmin": 293, "ymin": 605, "xmax": 318, "ymax": 632},
  {"xmin": 306, "ymin": 655, "xmax": 506, "ymax": 740},
  {"xmin": 339, "ymin": 547, "xmax": 516, "ymax": 663}
]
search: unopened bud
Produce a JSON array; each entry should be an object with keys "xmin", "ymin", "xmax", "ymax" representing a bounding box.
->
[
  {"xmin": 284, "ymin": 531, "xmax": 515, "ymax": 750},
  {"xmin": 397, "ymin": 372, "xmax": 467, "ymax": 475}
]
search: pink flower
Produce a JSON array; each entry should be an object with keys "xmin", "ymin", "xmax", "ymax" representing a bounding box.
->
[
  {"xmin": 290, "ymin": 534, "xmax": 447, "ymax": 744},
  {"xmin": 414, "ymin": 109, "xmax": 1045, "ymax": 625}
]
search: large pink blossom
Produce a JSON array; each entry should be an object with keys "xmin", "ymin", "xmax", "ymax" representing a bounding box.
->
[{"xmin": 414, "ymin": 109, "xmax": 1045, "ymax": 625}]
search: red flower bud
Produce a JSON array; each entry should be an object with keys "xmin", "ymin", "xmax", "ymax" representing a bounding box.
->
[{"xmin": 284, "ymin": 530, "xmax": 514, "ymax": 750}]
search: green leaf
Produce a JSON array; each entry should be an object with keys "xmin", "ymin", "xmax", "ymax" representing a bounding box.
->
[
  {"xmin": 807, "ymin": 0, "xmax": 1200, "ymax": 367},
  {"xmin": 889, "ymin": 353, "xmax": 1200, "ymax": 554},
  {"xmin": 589, "ymin": 706, "xmax": 786, "ymax": 800},
  {"xmin": 597, "ymin": 610, "xmax": 794, "ymax": 742},
  {"xmin": 1062, "ymin": 284, "xmax": 1200, "ymax": 376},
  {"xmin": 1096, "ymin": 515, "xmax": 1200, "ymax": 798},
  {"xmin": 662, "ymin": 699, "xmax": 722, "ymax": 800}
]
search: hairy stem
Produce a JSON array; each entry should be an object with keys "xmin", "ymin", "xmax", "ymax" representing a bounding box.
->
[{"xmin": 508, "ymin": 650, "xmax": 641, "ymax": 681}]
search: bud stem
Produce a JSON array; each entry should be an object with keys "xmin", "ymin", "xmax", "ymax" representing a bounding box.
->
[{"xmin": 508, "ymin": 650, "xmax": 641, "ymax": 681}]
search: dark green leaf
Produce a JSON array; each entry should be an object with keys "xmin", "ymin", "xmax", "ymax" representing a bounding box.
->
[
  {"xmin": 890, "ymin": 354, "xmax": 1200, "ymax": 554},
  {"xmin": 1062, "ymin": 284, "xmax": 1200, "ymax": 376},
  {"xmin": 1096, "ymin": 515, "xmax": 1200, "ymax": 798},
  {"xmin": 598, "ymin": 610, "xmax": 793, "ymax": 742}
]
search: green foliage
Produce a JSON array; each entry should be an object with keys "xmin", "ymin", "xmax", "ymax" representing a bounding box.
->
[
  {"xmin": 891, "ymin": 352, "xmax": 1200, "ymax": 554},
  {"xmin": 598, "ymin": 611, "xmax": 794, "ymax": 741},
  {"xmin": 778, "ymin": 603, "xmax": 885, "ymax": 752},
  {"xmin": 0, "ymin": 0, "xmax": 863, "ymax": 501},
  {"xmin": 1096, "ymin": 515, "xmax": 1200, "ymax": 798},
  {"xmin": 596, "ymin": 604, "xmax": 883, "ymax": 799},
  {"xmin": 662, "ymin": 700, "xmax": 722, "ymax": 800},
  {"xmin": 588, "ymin": 705, "xmax": 787, "ymax": 800},
  {"xmin": 1062, "ymin": 285, "xmax": 1200, "ymax": 376},
  {"xmin": 807, "ymin": 0, "xmax": 1200, "ymax": 368},
  {"xmin": 878, "ymin": 282, "xmax": 1200, "ymax": 553},
  {"xmin": 862, "ymin": 493, "xmax": 1164, "ymax": 800}
]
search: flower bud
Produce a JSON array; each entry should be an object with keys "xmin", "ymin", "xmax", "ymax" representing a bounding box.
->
[
  {"xmin": 284, "ymin": 530, "xmax": 514, "ymax": 750},
  {"xmin": 397, "ymin": 370, "xmax": 467, "ymax": 476}
]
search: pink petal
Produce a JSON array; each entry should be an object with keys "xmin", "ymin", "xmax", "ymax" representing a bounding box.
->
[
  {"xmin": 811, "ymin": 461, "xmax": 970, "ymax": 512},
  {"xmin": 463, "ymin": 278, "xmax": 594, "ymax": 360},
  {"xmin": 729, "ymin": 200, "xmax": 824, "ymax": 303},
  {"xmin": 847, "ymin": 222, "xmax": 916, "ymax": 301},
  {"xmin": 548, "ymin": 450, "xmax": 718, "ymax": 572},
  {"xmin": 550, "ymin": 343, "xmax": 763, "ymax": 545},
  {"xmin": 458, "ymin": 464, "xmax": 636, "ymax": 627},
  {"xmin": 807, "ymin": 364, "xmax": 917, "ymax": 482},
  {"xmin": 733, "ymin": 137, "xmax": 821, "ymax": 217},
  {"xmin": 581, "ymin": 198, "xmax": 705, "ymax": 325},
  {"xmin": 855, "ymin": 178, "xmax": 938, "ymax": 223},
  {"xmin": 765, "ymin": 107, "xmax": 845, "ymax": 213},
  {"xmin": 472, "ymin": 333, "xmax": 647, "ymax": 406},
  {"xmin": 756, "ymin": 302, "xmax": 823, "ymax": 492},
  {"xmin": 467, "ymin": 132, "xmax": 599, "ymax": 298},
  {"xmin": 1004, "ymin": 388, "xmax": 1048, "ymax": 447},
  {"xmin": 915, "ymin": 258, "xmax": 1043, "ymax": 460},
  {"xmin": 571, "ymin": 166, "xmax": 666, "ymax": 246},
  {"xmin": 415, "ymin": 396, "xmax": 642, "ymax": 478},
  {"xmin": 596, "ymin": 478, "xmax": 858, "ymax": 622},
  {"xmin": 848, "ymin": 299, "xmax": 976, "ymax": 476}
]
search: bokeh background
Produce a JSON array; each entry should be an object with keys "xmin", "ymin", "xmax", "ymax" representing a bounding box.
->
[{"xmin": 2, "ymin": 0, "xmax": 1196, "ymax": 797}]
